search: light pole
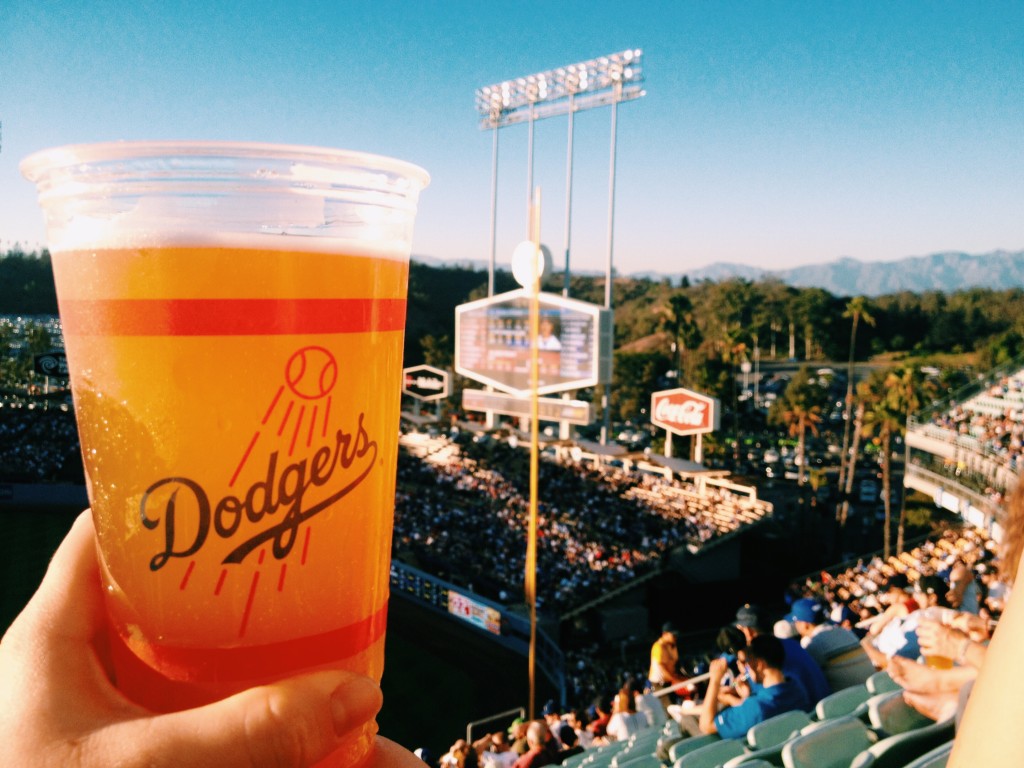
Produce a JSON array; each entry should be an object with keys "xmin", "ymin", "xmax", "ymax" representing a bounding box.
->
[
  {"xmin": 563, "ymin": 90, "xmax": 575, "ymax": 298},
  {"xmin": 488, "ymin": 114, "xmax": 500, "ymax": 297}
]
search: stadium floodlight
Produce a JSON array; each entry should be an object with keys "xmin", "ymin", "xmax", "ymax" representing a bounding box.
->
[{"xmin": 475, "ymin": 49, "xmax": 646, "ymax": 128}]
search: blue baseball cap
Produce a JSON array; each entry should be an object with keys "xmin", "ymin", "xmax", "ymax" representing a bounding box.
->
[{"xmin": 787, "ymin": 598, "xmax": 826, "ymax": 625}]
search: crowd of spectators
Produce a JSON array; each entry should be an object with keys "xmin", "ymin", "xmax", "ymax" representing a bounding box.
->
[
  {"xmin": 0, "ymin": 404, "xmax": 82, "ymax": 483},
  {"xmin": 919, "ymin": 369, "xmax": 1024, "ymax": 476},
  {"xmin": 908, "ymin": 368, "xmax": 1024, "ymax": 513},
  {"xmin": 423, "ymin": 519, "xmax": 1004, "ymax": 768},
  {"xmin": 395, "ymin": 431, "xmax": 770, "ymax": 614},
  {"xmin": 804, "ymin": 527, "xmax": 999, "ymax": 624}
]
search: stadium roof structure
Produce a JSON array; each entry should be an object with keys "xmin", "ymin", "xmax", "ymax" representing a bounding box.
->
[
  {"xmin": 573, "ymin": 438, "xmax": 628, "ymax": 457},
  {"xmin": 399, "ymin": 410, "xmax": 436, "ymax": 426},
  {"xmin": 629, "ymin": 453, "xmax": 727, "ymax": 478}
]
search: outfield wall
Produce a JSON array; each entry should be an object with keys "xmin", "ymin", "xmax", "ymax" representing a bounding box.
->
[{"xmin": 390, "ymin": 560, "xmax": 566, "ymax": 705}]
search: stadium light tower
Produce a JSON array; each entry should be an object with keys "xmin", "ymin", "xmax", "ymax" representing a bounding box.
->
[
  {"xmin": 476, "ymin": 51, "xmax": 645, "ymax": 445},
  {"xmin": 475, "ymin": 50, "xmax": 645, "ymax": 299}
]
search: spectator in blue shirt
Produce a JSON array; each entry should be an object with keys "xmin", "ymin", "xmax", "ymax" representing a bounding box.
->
[
  {"xmin": 734, "ymin": 604, "xmax": 830, "ymax": 708},
  {"xmin": 699, "ymin": 635, "xmax": 810, "ymax": 739}
]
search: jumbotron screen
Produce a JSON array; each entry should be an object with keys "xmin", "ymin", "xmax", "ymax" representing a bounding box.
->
[{"xmin": 455, "ymin": 290, "xmax": 612, "ymax": 395}]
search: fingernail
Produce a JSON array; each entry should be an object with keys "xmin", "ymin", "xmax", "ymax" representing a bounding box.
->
[{"xmin": 330, "ymin": 677, "xmax": 383, "ymax": 737}]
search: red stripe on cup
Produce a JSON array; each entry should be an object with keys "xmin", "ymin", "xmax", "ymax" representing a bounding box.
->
[
  {"xmin": 58, "ymin": 298, "xmax": 407, "ymax": 336},
  {"xmin": 140, "ymin": 602, "xmax": 388, "ymax": 681}
]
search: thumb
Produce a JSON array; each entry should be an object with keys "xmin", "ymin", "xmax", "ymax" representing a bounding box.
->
[{"xmin": 96, "ymin": 670, "xmax": 382, "ymax": 768}]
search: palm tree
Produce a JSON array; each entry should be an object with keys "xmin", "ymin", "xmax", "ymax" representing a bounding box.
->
[
  {"xmin": 793, "ymin": 288, "xmax": 833, "ymax": 360},
  {"xmin": 860, "ymin": 376, "xmax": 902, "ymax": 560},
  {"xmin": 784, "ymin": 401, "xmax": 822, "ymax": 486},
  {"xmin": 660, "ymin": 293, "xmax": 702, "ymax": 386},
  {"xmin": 884, "ymin": 366, "xmax": 934, "ymax": 553},
  {"xmin": 840, "ymin": 390, "xmax": 869, "ymax": 527},
  {"xmin": 837, "ymin": 297, "xmax": 875, "ymax": 524},
  {"xmin": 772, "ymin": 367, "xmax": 826, "ymax": 486}
]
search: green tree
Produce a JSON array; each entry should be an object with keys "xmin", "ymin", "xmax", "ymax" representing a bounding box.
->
[
  {"xmin": 842, "ymin": 381, "xmax": 870, "ymax": 520},
  {"xmin": 770, "ymin": 367, "xmax": 827, "ymax": 485},
  {"xmin": 419, "ymin": 333, "xmax": 452, "ymax": 369},
  {"xmin": 793, "ymin": 288, "xmax": 836, "ymax": 360},
  {"xmin": 0, "ymin": 249, "xmax": 57, "ymax": 314},
  {"xmin": 611, "ymin": 351, "xmax": 670, "ymax": 422},
  {"xmin": 751, "ymin": 279, "xmax": 794, "ymax": 360},
  {"xmin": 698, "ymin": 278, "xmax": 757, "ymax": 356},
  {"xmin": 659, "ymin": 293, "xmax": 703, "ymax": 387},
  {"xmin": 837, "ymin": 296, "xmax": 875, "ymax": 525},
  {"xmin": 24, "ymin": 322, "xmax": 52, "ymax": 356},
  {"xmin": 884, "ymin": 366, "xmax": 934, "ymax": 553},
  {"xmin": 860, "ymin": 369, "xmax": 906, "ymax": 560}
]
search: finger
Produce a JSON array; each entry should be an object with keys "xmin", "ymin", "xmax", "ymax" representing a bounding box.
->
[
  {"xmin": 93, "ymin": 670, "xmax": 382, "ymax": 768},
  {"xmin": 372, "ymin": 736, "xmax": 430, "ymax": 768},
  {"xmin": 886, "ymin": 655, "xmax": 909, "ymax": 685}
]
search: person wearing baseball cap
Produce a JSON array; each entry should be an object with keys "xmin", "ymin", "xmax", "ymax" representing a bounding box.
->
[
  {"xmin": 734, "ymin": 603, "xmax": 830, "ymax": 708},
  {"xmin": 697, "ymin": 635, "xmax": 810, "ymax": 740},
  {"xmin": 788, "ymin": 597, "xmax": 875, "ymax": 690}
]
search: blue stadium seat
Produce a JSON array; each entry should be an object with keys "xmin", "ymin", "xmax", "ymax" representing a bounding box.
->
[
  {"xmin": 782, "ymin": 716, "xmax": 875, "ymax": 768},
  {"xmin": 901, "ymin": 740, "xmax": 953, "ymax": 768},
  {"xmin": 815, "ymin": 684, "xmax": 873, "ymax": 720},
  {"xmin": 865, "ymin": 691, "xmax": 933, "ymax": 736},
  {"xmin": 614, "ymin": 755, "xmax": 662, "ymax": 768},
  {"xmin": 674, "ymin": 739, "xmax": 746, "ymax": 768},
  {"xmin": 746, "ymin": 710, "xmax": 813, "ymax": 750},
  {"xmin": 865, "ymin": 670, "xmax": 901, "ymax": 695},
  {"xmin": 723, "ymin": 743, "xmax": 786, "ymax": 768},
  {"xmin": 562, "ymin": 753, "xmax": 591, "ymax": 768},
  {"xmin": 848, "ymin": 718, "xmax": 955, "ymax": 768},
  {"xmin": 669, "ymin": 734, "xmax": 721, "ymax": 764}
]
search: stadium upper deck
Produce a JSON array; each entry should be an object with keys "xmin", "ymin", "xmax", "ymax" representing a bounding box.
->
[{"xmin": 906, "ymin": 363, "xmax": 1024, "ymax": 539}]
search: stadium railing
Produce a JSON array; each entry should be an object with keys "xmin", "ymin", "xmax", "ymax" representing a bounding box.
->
[{"xmin": 465, "ymin": 706, "xmax": 525, "ymax": 744}]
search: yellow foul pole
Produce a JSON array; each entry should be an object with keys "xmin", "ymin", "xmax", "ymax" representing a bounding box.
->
[{"xmin": 526, "ymin": 187, "xmax": 541, "ymax": 720}]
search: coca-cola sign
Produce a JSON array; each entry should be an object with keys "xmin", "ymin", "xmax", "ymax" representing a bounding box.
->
[{"xmin": 650, "ymin": 388, "xmax": 720, "ymax": 436}]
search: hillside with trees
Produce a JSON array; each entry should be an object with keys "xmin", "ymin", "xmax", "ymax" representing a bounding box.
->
[{"xmin": 4, "ymin": 247, "xmax": 1024, "ymax": 422}]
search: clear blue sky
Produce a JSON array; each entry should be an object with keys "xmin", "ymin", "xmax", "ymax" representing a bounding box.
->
[{"xmin": 2, "ymin": 0, "xmax": 1022, "ymax": 276}]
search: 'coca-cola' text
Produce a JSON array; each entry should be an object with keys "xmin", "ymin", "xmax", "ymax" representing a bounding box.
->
[{"xmin": 653, "ymin": 398, "xmax": 708, "ymax": 428}]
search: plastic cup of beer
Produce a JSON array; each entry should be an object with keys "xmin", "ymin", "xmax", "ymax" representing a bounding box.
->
[
  {"xmin": 919, "ymin": 607, "xmax": 957, "ymax": 670},
  {"xmin": 21, "ymin": 141, "xmax": 428, "ymax": 766},
  {"xmin": 923, "ymin": 654, "xmax": 954, "ymax": 670}
]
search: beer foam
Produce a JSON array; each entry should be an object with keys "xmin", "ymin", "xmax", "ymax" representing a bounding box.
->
[{"xmin": 54, "ymin": 218, "xmax": 413, "ymax": 261}]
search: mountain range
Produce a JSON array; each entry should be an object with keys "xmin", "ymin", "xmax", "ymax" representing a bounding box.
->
[
  {"xmin": 414, "ymin": 249, "xmax": 1024, "ymax": 297},
  {"xmin": 664, "ymin": 250, "xmax": 1024, "ymax": 297}
]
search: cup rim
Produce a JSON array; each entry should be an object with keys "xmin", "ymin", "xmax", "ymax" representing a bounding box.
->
[{"xmin": 21, "ymin": 139, "xmax": 430, "ymax": 189}]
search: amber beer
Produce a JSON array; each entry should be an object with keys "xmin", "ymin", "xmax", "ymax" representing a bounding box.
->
[{"xmin": 23, "ymin": 143, "xmax": 428, "ymax": 767}]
